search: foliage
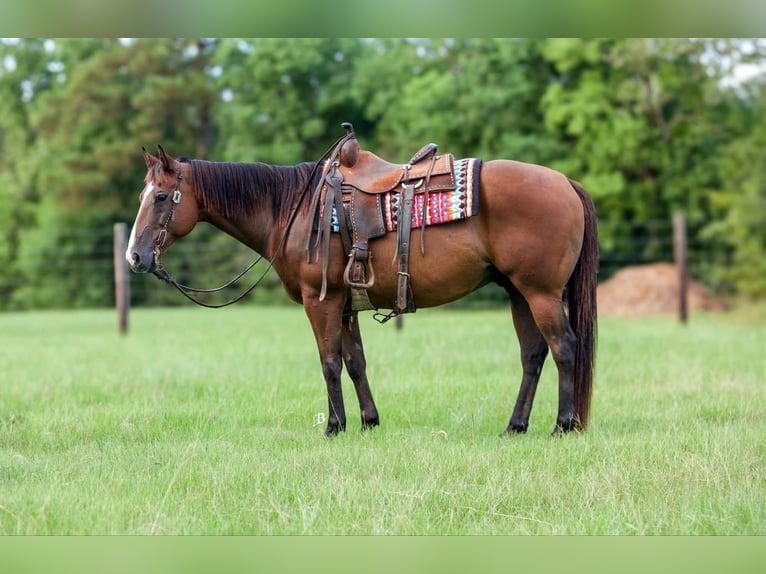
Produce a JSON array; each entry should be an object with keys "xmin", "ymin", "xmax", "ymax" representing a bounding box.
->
[
  {"xmin": 1, "ymin": 38, "xmax": 765, "ymax": 309},
  {"xmin": 212, "ymin": 38, "xmax": 365, "ymax": 163},
  {"xmin": 704, "ymin": 81, "xmax": 766, "ymax": 297},
  {"xmin": 540, "ymin": 39, "xmax": 750, "ymax": 273}
]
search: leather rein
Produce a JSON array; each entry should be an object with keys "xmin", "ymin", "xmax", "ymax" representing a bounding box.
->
[{"xmin": 150, "ymin": 134, "xmax": 353, "ymax": 308}]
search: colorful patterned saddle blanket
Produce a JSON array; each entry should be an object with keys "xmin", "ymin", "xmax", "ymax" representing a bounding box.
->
[{"xmin": 323, "ymin": 156, "xmax": 482, "ymax": 236}]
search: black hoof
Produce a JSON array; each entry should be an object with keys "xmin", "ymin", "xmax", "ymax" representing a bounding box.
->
[
  {"xmin": 324, "ymin": 422, "xmax": 346, "ymax": 437},
  {"xmin": 361, "ymin": 416, "xmax": 380, "ymax": 431},
  {"xmin": 502, "ymin": 423, "xmax": 528, "ymax": 436},
  {"xmin": 551, "ymin": 417, "xmax": 581, "ymax": 437}
]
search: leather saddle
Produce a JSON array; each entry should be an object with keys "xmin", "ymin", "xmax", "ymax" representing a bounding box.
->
[
  {"xmin": 308, "ymin": 122, "xmax": 457, "ymax": 319},
  {"xmin": 338, "ymin": 139, "xmax": 455, "ymax": 195}
]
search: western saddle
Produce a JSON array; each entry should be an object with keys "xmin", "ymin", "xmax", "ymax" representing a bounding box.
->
[{"xmin": 308, "ymin": 123, "xmax": 457, "ymax": 319}]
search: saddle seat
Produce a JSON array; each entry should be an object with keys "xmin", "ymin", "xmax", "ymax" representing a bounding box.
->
[{"xmin": 339, "ymin": 139, "xmax": 455, "ymax": 194}]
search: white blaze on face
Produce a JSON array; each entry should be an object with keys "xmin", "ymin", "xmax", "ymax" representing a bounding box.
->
[{"xmin": 125, "ymin": 183, "xmax": 155, "ymax": 265}]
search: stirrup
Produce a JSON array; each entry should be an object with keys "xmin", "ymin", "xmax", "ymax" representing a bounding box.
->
[{"xmin": 343, "ymin": 252, "xmax": 375, "ymax": 289}]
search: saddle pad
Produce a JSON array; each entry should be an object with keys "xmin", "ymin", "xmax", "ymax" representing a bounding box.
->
[{"xmin": 330, "ymin": 157, "xmax": 482, "ymax": 233}]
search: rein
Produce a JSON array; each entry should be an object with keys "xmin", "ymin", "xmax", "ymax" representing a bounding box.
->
[
  {"xmin": 152, "ymin": 256, "xmax": 270, "ymax": 308},
  {"xmin": 150, "ymin": 132, "xmax": 353, "ymax": 308}
]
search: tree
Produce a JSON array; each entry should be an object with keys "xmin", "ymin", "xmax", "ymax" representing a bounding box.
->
[
  {"xmin": 0, "ymin": 39, "xmax": 58, "ymax": 308},
  {"xmin": 539, "ymin": 38, "xmax": 746, "ymax": 278},
  {"xmin": 9, "ymin": 38, "xmax": 221, "ymax": 308},
  {"xmin": 705, "ymin": 79, "xmax": 766, "ymax": 297},
  {"xmin": 347, "ymin": 39, "xmax": 564, "ymax": 163},
  {"xmin": 212, "ymin": 38, "xmax": 365, "ymax": 164}
]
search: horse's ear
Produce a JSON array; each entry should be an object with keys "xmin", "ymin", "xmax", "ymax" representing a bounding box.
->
[
  {"xmin": 157, "ymin": 144, "xmax": 174, "ymax": 171},
  {"xmin": 142, "ymin": 146, "xmax": 159, "ymax": 169}
]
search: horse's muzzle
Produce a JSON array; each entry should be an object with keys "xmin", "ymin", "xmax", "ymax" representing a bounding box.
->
[{"xmin": 126, "ymin": 249, "xmax": 155, "ymax": 273}]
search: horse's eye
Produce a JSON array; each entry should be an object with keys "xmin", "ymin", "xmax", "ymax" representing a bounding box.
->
[{"xmin": 155, "ymin": 193, "xmax": 168, "ymax": 203}]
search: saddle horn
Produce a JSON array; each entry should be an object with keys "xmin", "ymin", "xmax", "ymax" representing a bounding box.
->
[{"xmin": 339, "ymin": 122, "xmax": 359, "ymax": 168}]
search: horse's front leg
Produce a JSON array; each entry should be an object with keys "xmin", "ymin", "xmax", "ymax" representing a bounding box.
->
[
  {"xmin": 304, "ymin": 294, "xmax": 347, "ymax": 436},
  {"xmin": 341, "ymin": 311, "xmax": 379, "ymax": 430}
]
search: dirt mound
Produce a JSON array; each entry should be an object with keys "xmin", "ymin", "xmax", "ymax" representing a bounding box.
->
[{"xmin": 597, "ymin": 263, "xmax": 727, "ymax": 317}]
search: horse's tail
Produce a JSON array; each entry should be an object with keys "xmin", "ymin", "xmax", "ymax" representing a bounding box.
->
[{"xmin": 567, "ymin": 178, "xmax": 599, "ymax": 430}]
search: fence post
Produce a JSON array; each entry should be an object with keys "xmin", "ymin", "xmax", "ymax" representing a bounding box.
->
[
  {"xmin": 113, "ymin": 223, "xmax": 130, "ymax": 335},
  {"xmin": 673, "ymin": 212, "xmax": 688, "ymax": 324}
]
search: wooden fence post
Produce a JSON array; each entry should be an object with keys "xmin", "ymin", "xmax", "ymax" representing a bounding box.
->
[
  {"xmin": 673, "ymin": 213, "xmax": 688, "ymax": 324},
  {"xmin": 113, "ymin": 223, "xmax": 130, "ymax": 335}
]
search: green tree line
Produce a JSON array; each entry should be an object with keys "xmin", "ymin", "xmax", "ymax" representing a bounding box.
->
[{"xmin": 1, "ymin": 38, "xmax": 764, "ymax": 309}]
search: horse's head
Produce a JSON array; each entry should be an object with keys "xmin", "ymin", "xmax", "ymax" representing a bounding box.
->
[{"xmin": 126, "ymin": 145, "xmax": 199, "ymax": 274}]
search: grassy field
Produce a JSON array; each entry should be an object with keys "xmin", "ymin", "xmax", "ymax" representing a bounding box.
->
[{"xmin": 1, "ymin": 304, "xmax": 764, "ymax": 535}]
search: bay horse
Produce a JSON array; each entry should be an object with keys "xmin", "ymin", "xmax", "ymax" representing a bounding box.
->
[{"xmin": 126, "ymin": 137, "xmax": 598, "ymax": 437}]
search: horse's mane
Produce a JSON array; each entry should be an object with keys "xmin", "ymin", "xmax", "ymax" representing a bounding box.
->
[{"xmin": 180, "ymin": 159, "xmax": 319, "ymax": 222}]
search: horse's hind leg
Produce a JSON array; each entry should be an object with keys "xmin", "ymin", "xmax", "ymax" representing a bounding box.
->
[
  {"xmin": 524, "ymin": 292, "xmax": 579, "ymax": 434},
  {"xmin": 505, "ymin": 286, "xmax": 549, "ymax": 434},
  {"xmin": 341, "ymin": 312, "xmax": 380, "ymax": 430}
]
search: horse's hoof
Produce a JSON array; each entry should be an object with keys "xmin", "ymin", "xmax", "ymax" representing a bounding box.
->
[
  {"xmin": 361, "ymin": 416, "xmax": 380, "ymax": 431},
  {"xmin": 502, "ymin": 423, "xmax": 528, "ymax": 436},
  {"xmin": 503, "ymin": 423, "xmax": 529, "ymax": 435},
  {"xmin": 551, "ymin": 420, "xmax": 583, "ymax": 437},
  {"xmin": 324, "ymin": 423, "xmax": 345, "ymax": 437}
]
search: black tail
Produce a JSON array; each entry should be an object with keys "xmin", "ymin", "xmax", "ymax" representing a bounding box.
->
[{"xmin": 566, "ymin": 178, "xmax": 599, "ymax": 430}]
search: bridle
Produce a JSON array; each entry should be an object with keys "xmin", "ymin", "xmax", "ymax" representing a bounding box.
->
[{"xmin": 153, "ymin": 171, "xmax": 183, "ymax": 257}]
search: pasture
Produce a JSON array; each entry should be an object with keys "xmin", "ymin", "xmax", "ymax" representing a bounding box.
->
[{"xmin": 1, "ymin": 305, "xmax": 764, "ymax": 535}]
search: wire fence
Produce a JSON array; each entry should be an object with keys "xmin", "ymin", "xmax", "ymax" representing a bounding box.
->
[
  {"xmin": 3, "ymin": 215, "xmax": 729, "ymax": 310},
  {"xmin": 598, "ymin": 217, "xmax": 725, "ymax": 286}
]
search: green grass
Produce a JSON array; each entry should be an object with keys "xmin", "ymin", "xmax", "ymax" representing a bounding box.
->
[{"xmin": 1, "ymin": 305, "xmax": 764, "ymax": 534}]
